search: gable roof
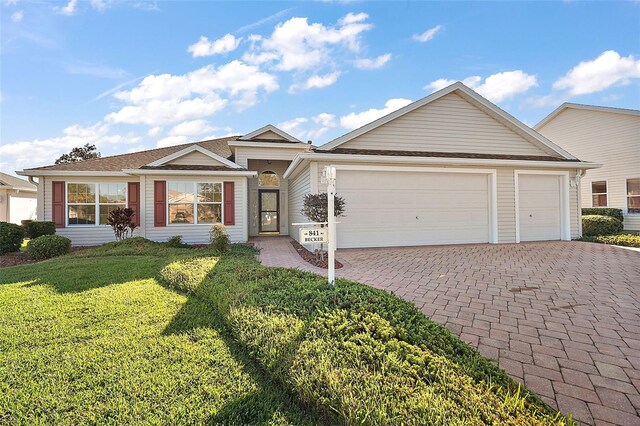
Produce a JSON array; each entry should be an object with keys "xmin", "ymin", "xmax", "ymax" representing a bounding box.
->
[
  {"xmin": 22, "ymin": 136, "xmax": 240, "ymax": 173},
  {"xmin": 0, "ymin": 172, "xmax": 37, "ymax": 191},
  {"xmin": 146, "ymin": 144, "xmax": 241, "ymax": 169},
  {"xmin": 319, "ymin": 82, "xmax": 577, "ymax": 160},
  {"xmin": 238, "ymin": 124, "xmax": 302, "ymax": 143},
  {"xmin": 534, "ymin": 102, "xmax": 640, "ymax": 130}
]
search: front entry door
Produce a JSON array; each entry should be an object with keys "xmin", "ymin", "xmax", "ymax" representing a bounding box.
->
[{"xmin": 259, "ymin": 190, "xmax": 279, "ymax": 233}]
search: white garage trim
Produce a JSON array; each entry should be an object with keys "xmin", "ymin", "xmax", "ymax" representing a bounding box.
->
[
  {"xmin": 331, "ymin": 164, "xmax": 498, "ymax": 244},
  {"xmin": 514, "ymin": 170, "xmax": 571, "ymax": 243}
]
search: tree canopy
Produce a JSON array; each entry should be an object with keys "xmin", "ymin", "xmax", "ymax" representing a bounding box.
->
[{"xmin": 55, "ymin": 143, "xmax": 101, "ymax": 165}]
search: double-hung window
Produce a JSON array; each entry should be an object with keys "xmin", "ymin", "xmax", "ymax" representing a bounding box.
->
[
  {"xmin": 591, "ymin": 181, "xmax": 608, "ymax": 207},
  {"xmin": 168, "ymin": 182, "xmax": 222, "ymax": 224},
  {"xmin": 67, "ymin": 183, "xmax": 126, "ymax": 225},
  {"xmin": 627, "ymin": 178, "xmax": 640, "ymax": 214}
]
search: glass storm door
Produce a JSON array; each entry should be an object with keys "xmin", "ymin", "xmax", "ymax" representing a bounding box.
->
[{"xmin": 259, "ymin": 190, "xmax": 279, "ymax": 233}]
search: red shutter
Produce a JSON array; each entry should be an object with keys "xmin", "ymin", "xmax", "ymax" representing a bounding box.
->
[
  {"xmin": 154, "ymin": 180, "xmax": 166, "ymax": 227},
  {"xmin": 127, "ymin": 182, "xmax": 140, "ymax": 226},
  {"xmin": 223, "ymin": 181, "xmax": 235, "ymax": 226},
  {"xmin": 52, "ymin": 181, "xmax": 65, "ymax": 228}
]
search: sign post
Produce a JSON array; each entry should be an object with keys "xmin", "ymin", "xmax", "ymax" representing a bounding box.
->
[{"xmin": 325, "ymin": 166, "xmax": 337, "ymax": 286}]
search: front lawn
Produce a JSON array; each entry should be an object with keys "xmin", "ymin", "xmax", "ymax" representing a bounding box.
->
[
  {"xmin": 0, "ymin": 238, "xmax": 573, "ymax": 425},
  {"xmin": 0, "ymin": 244, "xmax": 318, "ymax": 425}
]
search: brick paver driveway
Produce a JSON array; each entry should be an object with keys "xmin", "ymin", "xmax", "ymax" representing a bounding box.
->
[{"xmin": 255, "ymin": 238, "xmax": 640, "ymax": 425}]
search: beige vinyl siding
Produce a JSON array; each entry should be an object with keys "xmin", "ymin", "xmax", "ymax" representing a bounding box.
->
[
  {"xmin": 252, "ymin": 130, "xmax": 287, "ymax": 140},
  {"xmin": 341, "ymin": 93, "xmax": 554, "ymax": 157},
  {"xmin": 235, "ymin": 147, "xmax": 305, "ymax": 168},
  {"xmin": 41, "ymin": 176, "xmax": 140, "ymax": 246},
  {"xmin": 247, "ymin": 160, "xmax": 290, "ymax": 236},
  {"xmin": 144, "ymin": 175, "xmax": 248, "ymax": 244},
  {"xmin": 166, "ymin": 151, "xmax": 227, "ymax": 166},
  {"xmin": 287, "ymin": 166, "xmax": 311, "ymax": 243},
  {"xmin": 537, "ymin": 108, "xmax": 640, "ymax": 231}
]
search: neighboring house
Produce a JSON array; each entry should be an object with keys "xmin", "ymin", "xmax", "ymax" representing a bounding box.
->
[
  {"xmin": 0, "ymin": 172, "xmax": 37, "ymax": 224},
  {"xmin": 18, "ymin": 82, "xmax": 599, "ymax": 248},
  {"xmin": 535, "ymin": 103, "xmax": 640, "ymax": 232}
]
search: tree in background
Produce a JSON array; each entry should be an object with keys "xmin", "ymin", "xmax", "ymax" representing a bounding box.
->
[{"xmin": 55, "ymin": 143, "xmax": 101, "ymax": 165}]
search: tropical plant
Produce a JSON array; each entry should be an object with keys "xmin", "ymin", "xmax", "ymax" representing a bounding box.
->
[
  {"xmin": 107, "ymin": 207, "xmax": 138, "ymax": 240},
  {"xmin": 301, "ymin": 193, "xmax": 346, "ymax": 261}
]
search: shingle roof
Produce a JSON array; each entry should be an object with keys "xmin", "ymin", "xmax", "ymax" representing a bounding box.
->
[
  {"xmin": 313, "ymin": 148, "xmax": 581, "ymax": 162},
  {"xmin": 0, "ymin": 172, "xmax": 37, "ymax": 190},
  {"xmin": 139, "ymin": 165, "xmax": 244, "ymax": 171},
  {"xmin": 24, "ymin": 136, "xmax": 240, "ymax": 172}
]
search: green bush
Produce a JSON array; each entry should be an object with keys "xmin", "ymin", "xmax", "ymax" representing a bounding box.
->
[
  {"xmin": 209, "ymin": 224, "xmax": 230, "ymax": 253},
  {"xmin": 158, "ymin": 256, "xmax": 217, "ymax": 293},
  {"xmin": 582, "ymin": 215, "xmax": 623, "ymax": 236},
  {"xmin": 0, "ymin": 222, "xmax": 25, "ymax": 254},
  {"xmin": 27, "ymin": 235, "xmax": 71, "ymax": 259},
  {"xmin": 26, "ymin": 221, "xmax": 56, "ymax": 239},
  {"xmin": 165, "ymin": 235, "xmax": 190, "ymax": 248},
  {"xmin": 582, "ymin": 234, "xmax": 640, "ymax": 248},
  {"xmin": 581, "ymin": 208, "xmax": 624, "ymax": 222}
]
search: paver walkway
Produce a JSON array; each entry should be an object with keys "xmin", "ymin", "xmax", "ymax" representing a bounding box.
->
[{"xmin": 253, "ymin": 237, "xmax": 640, "ymax": 425}]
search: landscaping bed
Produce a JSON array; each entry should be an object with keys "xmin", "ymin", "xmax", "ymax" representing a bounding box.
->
[{"xmin": 290, "ymin": 239, "xmax": 343, "ymax": 269}]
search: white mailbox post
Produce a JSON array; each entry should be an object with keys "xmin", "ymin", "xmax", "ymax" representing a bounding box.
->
[{"xmin": 324, "ymin": 166, "xmax": 337, "ymax": 285}]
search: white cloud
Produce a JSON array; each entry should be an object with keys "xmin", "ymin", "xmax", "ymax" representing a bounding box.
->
[
  {"xmin": 11, "ymin": 10, "xmax": 23, "ymax": 22},
  {"xmin": 553, "ymin": 50, "xmax": 640, "ymax": 95},
  {"xmin": 63, "ymin": 62, "xmax": 128, "ymax": 79},
  {"xmin": 354, "ymin": 53, "xmax": 391, "ymax": 69},
  {"xmin": 188, "ymin": 34, "xmax": 241, "ymax": 57},
  {"xmin": 168, "ymin": 119, "xmax": 215, "ymax": 136},
  {"xmin": 243, "ymin": 13, "xmax": 373, "ymax": 72},
  {"xmin": 147, "ymin": 126, "xmax": 163, "ymax": 136},
  {"xmin": 56, "ymin": 0, "xmax": 78, "ymax": 15},
  {"xmin": 339, "ymin": 98, "xmax": 412, "ymax": 130},
  {"xmin": 277, "ymin": 112, "xmax": 338, "ymax": 143},
  {"xmin": 107, "ymin": 60, "xmax": 278, "ymax": 125},
  {"xmin": 425, "ymin": 70, "xmax": 538, "ymax": 102},
  {"xmin": 156, "ymin": 135, "xmax": 189, "ymax": 148},
  {"xmin": 313, "ymin": 113, "xmax": 337, "ymax": 127},
  {"xmin": 290, "ymin": 71, "xmax": 340, "ymax": 92},
  {"xmin": 235, "ymin": 8, "xmax": 292, "ymax": 34},
  {"xmin": 278, "ymin": 117, "xmax": 308, "ymax": 135},
  {"xmin": 412, "ymin": 25, "xmax": 442, "ymax": 42},
  {"xmin": 90, "ymin": 0, "xmax": 109, "ymax": 11}
]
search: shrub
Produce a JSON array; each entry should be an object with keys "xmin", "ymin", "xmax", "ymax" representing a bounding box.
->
[
  {"xmin": 209, "ymin": 224, "xmax": 230, "ymax": 253},
  {"xmin": 166, "ymin": 235, "xmax": 190, "ymax": 248},
  {"xmin": 582, "ymin": 215, "xmax": 623, "ymax": 236},
  {"xmin": 26, "ymin": 221, "xmax": 56, "ymax": 239},
  {"xmin": 158, "ymin": 256, "xmax": 217, "ymax": 293},
  {"xmin": 106, "ymin": 207, "xmax": 137, "ymax": 240},
  {"xmin": 0, "ymin": 222, "xmax": 25, "ymax": 254},
  {"xmin": 27, "ymin": 235, "xmax": 71, "ymax": 259},
  {"xmin": 582, "ymin": 208, "xmax": 624, "ymax": 222},
  {"xmin": 582, "ymin": 234, "xmax": 640, "ymax": 248},
  {"xmin": 21, "ymin": 220, "xmax": 33, "ymax": 236}
]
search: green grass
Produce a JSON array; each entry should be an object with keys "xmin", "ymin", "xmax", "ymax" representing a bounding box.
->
[
  {"xmin": 0, "ymin": 242, "xmax": 320, "ymax": 425},
  {"xmin": 0, "ymin": 238, "xmax": 573, "ymax": 425}
]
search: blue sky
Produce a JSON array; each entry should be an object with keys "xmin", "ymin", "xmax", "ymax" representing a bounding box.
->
[{"xmin": 1, "ymin": 0, "xmax": 639, "ymax": 172}]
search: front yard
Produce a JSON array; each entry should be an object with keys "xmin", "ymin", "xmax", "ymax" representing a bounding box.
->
[{"xmin": 0, "ymin": 239, "xmax": 573, "ymax": 425}]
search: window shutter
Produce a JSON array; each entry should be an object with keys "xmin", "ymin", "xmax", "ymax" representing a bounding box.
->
[
  {"xmin": 154, "ymin": 180, "xmax": 166, "ymax": 227},
  {"xmin": 128, "ymin": 182, "xmax": 141, "ymax": 226},
  {"xmin": 223, "ymin": 181, "xmax": 235, "ymax": 226},
  {"xmin": 52, "ymin": 181, "xmax": 65, "ymax": 228}
]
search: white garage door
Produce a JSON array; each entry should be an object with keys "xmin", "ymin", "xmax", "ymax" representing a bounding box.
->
[
  {"xmin": 9, "ymin": 195, "xmax": 37, "ymax": 224},
  {"xmin": 336, "ymin": 170, "xmax": 491, "ymax": 248},
  {"xmin": 517, "ymin": 174, "xmax": 562, "ymax": 242}
]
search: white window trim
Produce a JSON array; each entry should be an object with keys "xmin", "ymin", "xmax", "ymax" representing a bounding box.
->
[
  {"xmin": 167, "ymin": 181, "xmax": 224, "ymax": 226},
  {"xmin": 66, "ymin": 182, "xmax": 128, "ymax": 227},
  {"xmin": 626, "ymin": 177, "xmax": 640, "ymax": 216},
  {"xmin": 514, "ymin": 170, "xmax": 571, "ymax": 243},
  {"xmin": 590, "ymin": 179, "xmax": 608, "ymax": 208}
]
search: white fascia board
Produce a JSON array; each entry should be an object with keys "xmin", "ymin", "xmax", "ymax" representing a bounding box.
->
[
  {"xmin": 227, "ymin": 141, "xmax": 311, "ymax": 149},
  {"xmin": 284, "ymin": 152, "xmax": 601, "ymax": 178},
  {"xmin": 146, "ymin": 145, "xmax": 241, "ymax": 169},
  {"xmin": 17, "ymin": 170, "xmax": 130, "ymax": 177},
  {"xmin": 122, "ymin": 169, "xmax": 257, "ymax": 176},
  {"xmin": 238, "ymin": 124, "xmax": 302, "ymax": 142}
]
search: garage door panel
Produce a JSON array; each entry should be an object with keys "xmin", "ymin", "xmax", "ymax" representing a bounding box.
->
[
  {"xmin": 518, "ymin": 174, "xmax": 562, "ymax": 242},
  {"xmin": 336, "ymin": 170, "xmax": 490, "ymax": 248}
]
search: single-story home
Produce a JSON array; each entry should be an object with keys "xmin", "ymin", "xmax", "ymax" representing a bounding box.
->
[
  {"xmin": 18, "ymin": 82, "xmax": 600, "ymax": 248},
  {"xmin": 0, "ymin": 172, "xmax": 38, "ymax": 225},
  {"xmin": 535, "ymin": 103, "xmax": 640, "ymax": 232}
]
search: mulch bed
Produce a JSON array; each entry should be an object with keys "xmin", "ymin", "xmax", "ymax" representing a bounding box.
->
[
  {"xmin": 290, "ymin": 240, "xmax": 343, "ymax": 269},
  {"xmin": 0, "ymin": 247, "xmax": 92, "ymax": 269}
]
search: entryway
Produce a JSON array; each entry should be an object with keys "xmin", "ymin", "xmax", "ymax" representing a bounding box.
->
[{"xmin": 259, "ymin": 189, "xmax": 279, "ymax": 233}]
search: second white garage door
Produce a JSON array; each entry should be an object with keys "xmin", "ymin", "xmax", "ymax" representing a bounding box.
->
[
  {"xmin": 517, "ymin": 173, "xmax": 563, "ymax": 242},
  {"xmin": 336, "ymin": 170, "xmax": 491, "ymax": 248}
]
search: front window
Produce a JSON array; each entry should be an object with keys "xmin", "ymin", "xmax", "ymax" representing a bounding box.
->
[
  {"xmin": 258, "ymin": 170, "xmax": 279, "ymax": 187},
  {"xmin": 168, "ymin": 182, "xmax": 222, "ymax": 224},
  {"xmin": 67, "ymin": 183, "xmax": 126, "ymax": 225},
  {"xmin": 591, "ymin": 181, "xmax": 607, "ymax": 207},
  {"xmin": 628, "ymin": 178, "xmax": 640, "ymax": 214}
]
